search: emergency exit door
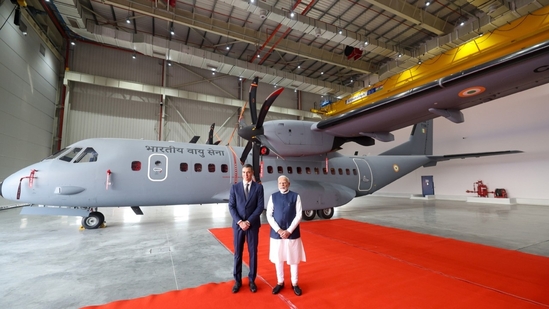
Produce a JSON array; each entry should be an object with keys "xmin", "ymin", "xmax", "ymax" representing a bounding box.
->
[
  {"xmin": 148, "ymin": 154, "xmax": 168, "ymax": 181},
  {"xmin": 421, "ymin": 175, "xmax": 434, "ymax": 196}
]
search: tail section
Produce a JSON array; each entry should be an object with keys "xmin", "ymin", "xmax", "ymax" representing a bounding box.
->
[{"xmin": 380, "ymin": 120, "xmax": 433, "ymax": 156}]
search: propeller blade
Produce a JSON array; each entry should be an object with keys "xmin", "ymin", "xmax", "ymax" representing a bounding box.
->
[
  {"xmin": 206, "ymin": 123, "xmax": 215, "ymax": 144},
  {"xmin": 189, "ymin": 136, "xmax": 200, "ymax": 144},
  {"xmin": 255, "ymin": 135, "xmax": 284, "ymax": 159},
  {"xmin": 252, "ymin": 142, "xmax": 261, "ymax": 183},
  {"xmin": 249, "ymin": 77, "xmax": 259, "ymax": 125},
  {"xmin": 256, "ymin": 87, "xmax": 284, "ymax": 129},
  {"xmin": 240, "ymin": 141, "xmax": 252, "ymax": 165}
]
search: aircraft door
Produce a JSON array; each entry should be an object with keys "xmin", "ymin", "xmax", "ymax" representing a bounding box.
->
[
  {"xmin": 148, "ymin": 154, "xmax": 168, "ymax": 181},
  {"xmin": 353, "ymin": 158, "xmax": 373, "ymax": 192}
]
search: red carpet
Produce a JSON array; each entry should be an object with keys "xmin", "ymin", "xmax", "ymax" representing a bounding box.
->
[{"xmin": 83, "ymin": 219, "xmax": 549, "ymax": 308}]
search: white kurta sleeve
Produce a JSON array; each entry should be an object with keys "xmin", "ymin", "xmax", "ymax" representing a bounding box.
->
[
  {"xmin": 266, "ymin": 195, "xmax": 281, "ymax": 232},
  {"xmin": 287, "ymin": 195, "xmax": 302, "ymax": 234}
]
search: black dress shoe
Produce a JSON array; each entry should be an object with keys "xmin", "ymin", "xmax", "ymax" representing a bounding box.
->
[
  {"xmin": 232, "ymin": 282, "xmax": 242, "ymax": 293},
  {"xmin": 292, "ymin": 285, "xmax": 302, "ymax": 296},
  {"xmin": 272, "ymin": 283, "xmax": 284, "ymax": 294},
  {"xmin": 249, "ymin": 281, "xmax": 257, "ymax": 293}
]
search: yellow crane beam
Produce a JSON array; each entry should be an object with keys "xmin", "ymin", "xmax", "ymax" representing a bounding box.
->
[{"xmin": 314, "ymin": 5, "xmax": 549, "ymax": 117}]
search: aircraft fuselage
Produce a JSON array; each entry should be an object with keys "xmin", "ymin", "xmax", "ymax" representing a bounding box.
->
[{"xmin": 0, "ymin": 138, "xmax": 430, "ymax": 211}]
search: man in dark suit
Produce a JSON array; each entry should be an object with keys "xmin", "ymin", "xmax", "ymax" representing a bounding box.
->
[{"xmin": 228, "ymin": 164, "xmax": 265, "ymax": 293}]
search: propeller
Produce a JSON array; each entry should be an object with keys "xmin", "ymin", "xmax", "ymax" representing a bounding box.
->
[
  {"xmin": 238, "ymin": 77, "xmax": 284, "ymax": 182},
  {"xmin": 206, "ymin": 123, "xmax": 215, "ymax": 145}
]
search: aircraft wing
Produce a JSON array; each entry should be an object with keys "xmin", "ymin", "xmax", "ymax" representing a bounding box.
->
[
  {"xmin": 313, "ymin": 41, "xmax": 549, "ymax": 138},
  {"xmin": 425, "ymin": 150, "xmax": 523, "ymax": 167}
]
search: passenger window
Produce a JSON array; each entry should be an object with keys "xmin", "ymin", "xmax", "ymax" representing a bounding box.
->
[
  {"xmin": 277, "ymin": 166, "xmax": 283, "ymax": 174},
  {"xmin": 330, "ymin": 168, "xmax": 336, "ymax": 175},
  {"xmin": 180, "ymin": 163, "xmax": 188, "ymax": 172},
  {"xmin": 314, "ymin": 167, "xmax": 319, "ymax": 175},
  {"xmin": 267, "ymin": 166, "xmax": 273, "ymax": 174},
  {"xmin": 74, "ymin": 148, "xmax": 98, "ymax": 163},
  {"xmin": 305, "ymin": 167, "xmax": 311, "ymax": 174},
  {"xmin": 194, "ymin": 163, "xmax": 202, "ymax": 172},
  {"xmin": 338, "ymin": 168, "xmax": 343, "ymax": 175},
  {"xmin": 208, "ymin": 164, "xmax": 215, "ymax": 173},
  {"xmin": 221, "ymin": 164, "xmax": 228, "ymax": 173},
  {"xmin": 346, "ymin": 169, "xmax": 350, "ymax": 175},
  {"xmin": 287, "ymin": 166, "xmax": 293, "ymax": 174},
  {"xmin": 353, "ymin": 169, "xmax": 357, "ymax": 175},
  {"xmin": 322, "ymin": 168, "xmax": 328, "ymax": 175},
  {"xmin": 131, "ymin": 161, "xmax": 141, "ymax": 171},
  {"xmin": 59, "ymin": 148, "xmax": 82, "ymax": 162},
  {"xmin": 297, "ymin": 167, "xmax": 302, "ymax": 174}
]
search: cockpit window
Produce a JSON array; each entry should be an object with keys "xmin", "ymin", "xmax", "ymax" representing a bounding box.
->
[
  {"xmin": 74, "ymin": 148, "xmax": 98, "ymax": 163},
  {"xmin": 59, "ymin": 148, "xmax": 82, "ymax": 162},
  {"xmin": 43, "ymin": 148, "xmax": 70, "ymax": 161}
]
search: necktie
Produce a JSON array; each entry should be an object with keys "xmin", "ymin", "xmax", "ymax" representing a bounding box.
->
[{"xmin": 245, "ymin": 183, "xmax": 249, "ymax": 199}]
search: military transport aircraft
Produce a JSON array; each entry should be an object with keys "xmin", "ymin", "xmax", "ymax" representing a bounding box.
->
[{"xmin": 0, "ymin": 78, "xmax": 521, "ymax": 229}]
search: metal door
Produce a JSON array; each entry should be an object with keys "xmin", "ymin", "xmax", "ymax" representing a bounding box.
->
[
  {"xmin": 148, "ymin": 154, "xmax": 168, "ymax": 181},
  {"xmin": 353, "ymin": 158, "xmax": 373, "ymax": 192},
  {"xmin": 421, "ymin": 175, "xmax": 434, "ymax": 196}
]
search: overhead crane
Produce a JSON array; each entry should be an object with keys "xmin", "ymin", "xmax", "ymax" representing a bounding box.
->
[{"xmin": 312, "ymin": 5, "xmax": 549, "ymax": 117}]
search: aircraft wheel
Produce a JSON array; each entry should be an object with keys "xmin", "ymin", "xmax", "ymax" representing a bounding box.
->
[
  {"xmin": 317, "ymin": 208, "xmax": 334, "ymax": 219},
  {"xmin": 82, "ymin": 212, "xmax": 104, "ymax": 229},
  {"xmin": 302, "ymin": 210, "xmax": 316, "ymax": 221}
]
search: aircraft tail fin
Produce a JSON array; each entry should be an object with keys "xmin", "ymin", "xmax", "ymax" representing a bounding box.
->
[{"xmin": 380, "ymin": 120, "xmax": 433, "ymax": 156}]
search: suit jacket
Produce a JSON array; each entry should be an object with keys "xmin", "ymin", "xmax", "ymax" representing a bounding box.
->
[{"xmin": 228, "ymin": 181, "xmax": 264, "ymax": 230}]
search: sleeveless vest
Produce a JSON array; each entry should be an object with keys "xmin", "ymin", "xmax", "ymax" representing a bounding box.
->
[{"xmin": 270, "ymin": 191, "xmax": 301, "ymax": 239}]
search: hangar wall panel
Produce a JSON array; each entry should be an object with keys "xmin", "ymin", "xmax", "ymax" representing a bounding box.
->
[
  {"xmin": 70, "ymin": 43, "xmax": 162, "ymax": 86},
  {"xmin": 66, "ymin": 83, "xmax": 160, "ymax": 143},
  {"xmin": 0, "ymin": 4, "xmax": 62, "ymax": 207}
]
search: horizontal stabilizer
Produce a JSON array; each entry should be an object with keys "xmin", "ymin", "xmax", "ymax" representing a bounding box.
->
[{"xmin": 426, "ymin": 150, "xmax": 523, "ymax": 166}]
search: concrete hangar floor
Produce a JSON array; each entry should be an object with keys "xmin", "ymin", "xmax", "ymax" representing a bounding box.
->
[{"xmin": 1, "ymin": 196, "xmax": 548, "ymax": 308}]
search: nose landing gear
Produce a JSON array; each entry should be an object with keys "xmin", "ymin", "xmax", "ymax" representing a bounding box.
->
[{"xmin": 81, "ymin": 211, "xmax": 106, "ymax": 229}]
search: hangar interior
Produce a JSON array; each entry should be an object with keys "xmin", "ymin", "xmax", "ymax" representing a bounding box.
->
[{"xmin": 1, "ymin": 0, "xmax": 549, "ymax": 307}]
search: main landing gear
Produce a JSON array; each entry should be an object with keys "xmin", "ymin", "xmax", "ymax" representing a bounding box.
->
[
  {"xmin": 302, "ymin": 207, "xmax": 334, "ymax": 221},
  {"xmin": 81, "ymin": 211, "xmax": 106, "ymax": 229}
]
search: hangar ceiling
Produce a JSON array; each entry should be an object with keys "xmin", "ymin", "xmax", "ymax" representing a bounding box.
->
[{"xmin": 19, "ymin": 0, "xmax": 549, "ymax": 97}]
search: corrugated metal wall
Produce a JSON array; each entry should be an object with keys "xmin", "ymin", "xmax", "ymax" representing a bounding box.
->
[
  {"xmin": 0, "ymin": 4, "xmax": 62, "ymax": 207},
  {"xmin": 66, "ymin": 42, "xmax": 315, "ymax": 146}
]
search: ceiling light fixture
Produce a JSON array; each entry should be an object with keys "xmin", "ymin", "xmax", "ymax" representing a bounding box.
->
[
  {"xmin": 425, "ymin": 1, "xmax": 430, "ymax": 6},
  {"xmin": 290, "ymin": 11, "xmax": 295, "ymax": 18},
  {"xmin": 132, "ymin": 52, "xmax": 136, "ymax": 59}
]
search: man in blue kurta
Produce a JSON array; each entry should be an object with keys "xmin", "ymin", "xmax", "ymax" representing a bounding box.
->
[{"xmin": 266, "ymin": 175, "xmax": 306, "ymax": 296}]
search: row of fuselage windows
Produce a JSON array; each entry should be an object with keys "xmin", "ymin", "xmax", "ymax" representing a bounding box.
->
[{"xmin": 131, "ymin": 161, "xmax": 358, "ymax": 176}]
